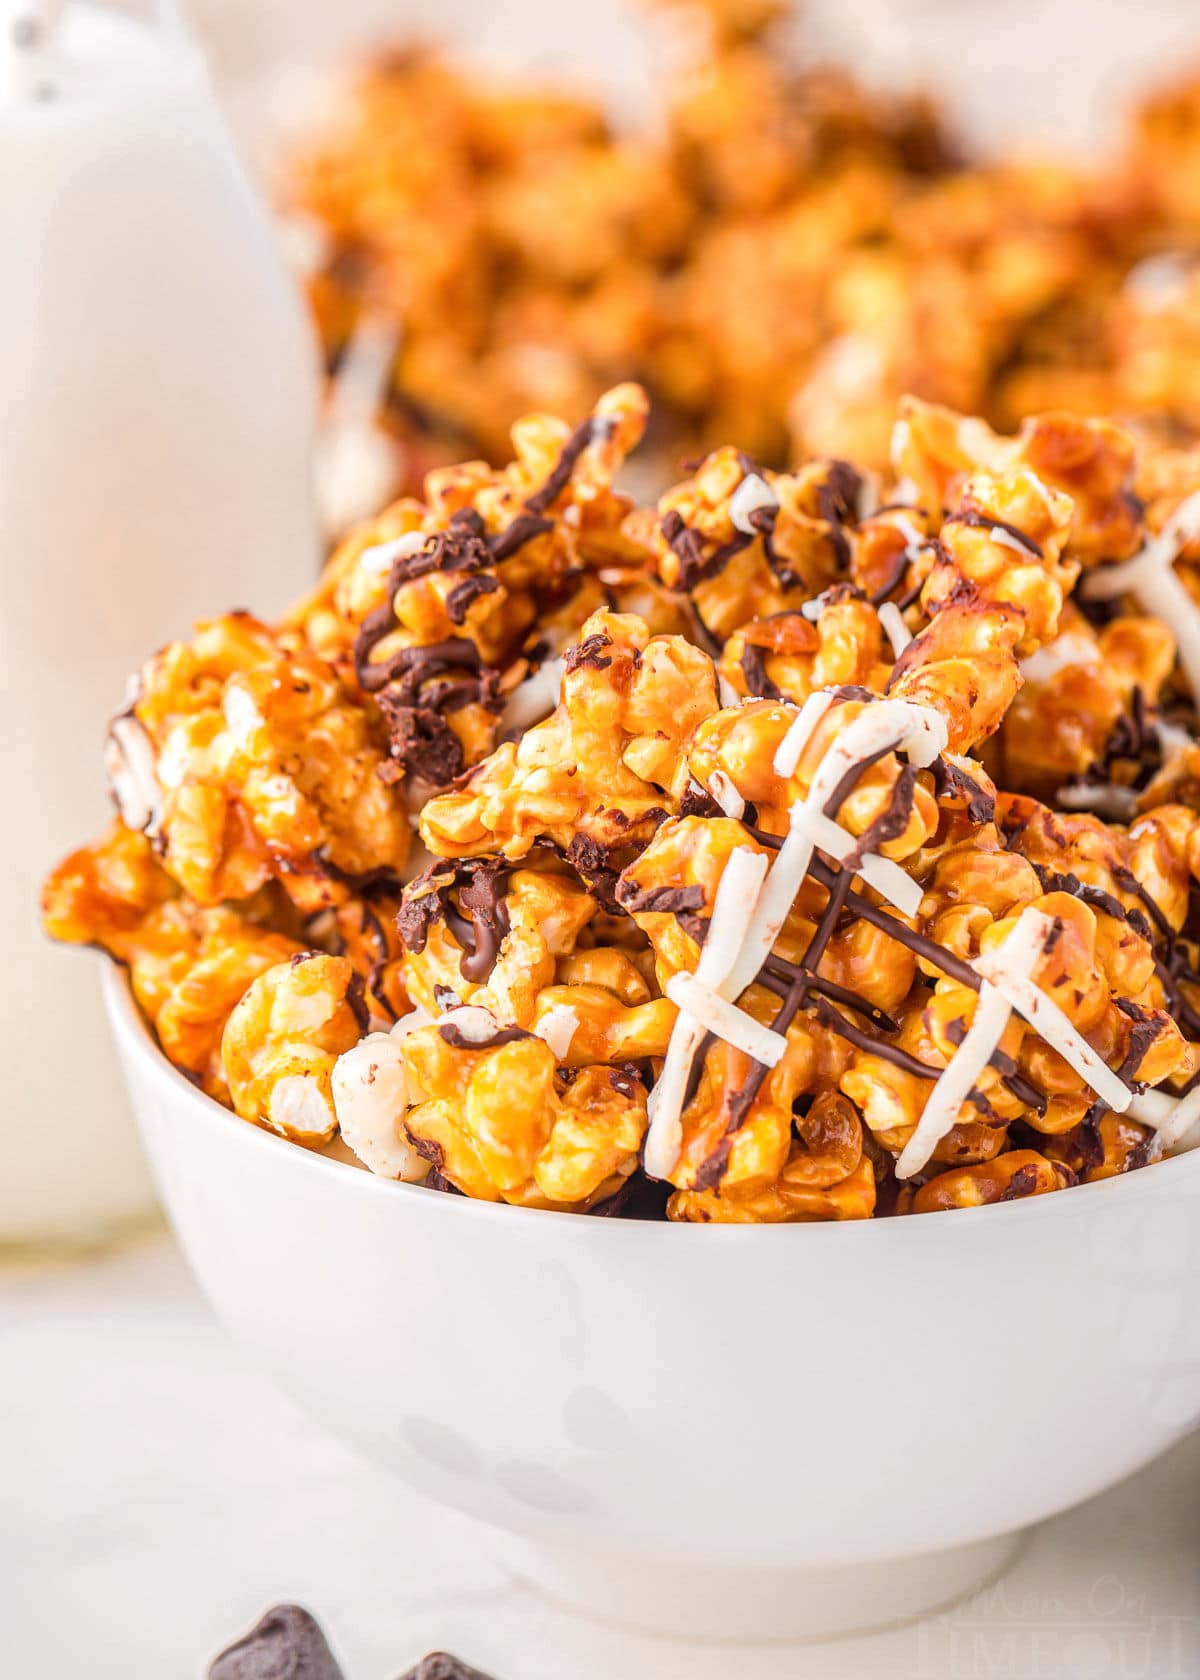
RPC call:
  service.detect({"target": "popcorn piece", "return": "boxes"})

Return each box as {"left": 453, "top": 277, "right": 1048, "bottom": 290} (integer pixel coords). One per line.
{"left": 222, "top": 955, "right": 368, "bottom": 1144}
{"left": 42, "top": 823, "right": 302, "bottom": 1100}
{"left": 420, "top": 610, "right": 719, "bottom": 859}
{"left": 901, "top": 1150, "right": 1071, "bottom": 1214}
{"left": 118, "top": 613, "right": 410, "bottom": 913}
{"left": 399, "top": 1016, "right": 648, "bottom": 1208}
{"left": 331, "top": 1006, "right": 433, "bottom": 1179}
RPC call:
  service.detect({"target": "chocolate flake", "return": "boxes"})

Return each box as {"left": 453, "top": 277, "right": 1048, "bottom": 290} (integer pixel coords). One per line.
{"left": 1001, "top": 1163, "right": 1043, "bottom": 1199}
{"left": 564, "top": 631, "right": 613, "bottom": 673}
{"left": 564, "top": 832, "right": 622, "bottom": 911}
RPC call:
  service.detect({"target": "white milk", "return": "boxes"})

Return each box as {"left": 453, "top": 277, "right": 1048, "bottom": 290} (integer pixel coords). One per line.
{"left": 0, "top": 2, "right": 319, "bottom": 1246}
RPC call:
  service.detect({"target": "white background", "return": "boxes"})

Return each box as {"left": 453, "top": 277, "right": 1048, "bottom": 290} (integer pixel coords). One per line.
{"left": 179, "top": 0, "right": 1200, "bottom": 163}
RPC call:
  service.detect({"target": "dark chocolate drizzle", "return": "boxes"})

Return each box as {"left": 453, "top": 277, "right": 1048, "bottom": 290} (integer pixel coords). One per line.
{"left": 949, "top": 507, "right": 1044, "bottom": 558}
{"left": 524, "top": 414, "right": 609, "bottom": 516}
{"left": 489, "top": 512, "right": 554, "bottom": 561}
{"left": 660, "top": 509, "right": 753, "bottom": 591}
{"left": 1031, "top": 864, "right": 1153, "bottom": 942}
{"left": 932, "top": 757, "right": 996, "bottom": 825}
{"left": 813, "top": 460, "right": 862, "bottom": 575}
{"left": 351, "top": 505, "right": 551, "bottom": 789}
{"left": 395, "top": 858, "right": 511, "bottom": 984}
{"left": 616, "top": 882, "right": 707, "bottom": 917}
{"left": 739, "top": 641, "right": 783, "bottom": 700}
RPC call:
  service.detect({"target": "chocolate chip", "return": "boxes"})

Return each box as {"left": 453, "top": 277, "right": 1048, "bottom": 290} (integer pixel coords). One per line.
{"left": 393, "top": 1656, "right": 499, "bottom": 1680}
{"left": 208, "top": 1605, "right": 344, "bottom": 1680}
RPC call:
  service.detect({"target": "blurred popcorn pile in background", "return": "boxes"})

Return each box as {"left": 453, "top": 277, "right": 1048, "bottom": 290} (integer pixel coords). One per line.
{"left": 177, "top": 0, "right": 1200, "bottom": 529}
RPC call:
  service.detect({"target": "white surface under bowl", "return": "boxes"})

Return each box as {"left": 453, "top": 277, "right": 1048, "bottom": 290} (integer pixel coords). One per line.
{"left": 102, "top": 965, "right": 1200, "bottom": 1641}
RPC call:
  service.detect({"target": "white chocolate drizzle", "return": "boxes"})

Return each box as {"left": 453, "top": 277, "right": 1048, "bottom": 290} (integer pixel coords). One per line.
{"left": 1055, "top": 782, "right": 1139, "bottom": 821}
{"left": 987, "top": 525, "right": 1037, "bottom": 558}
{"left": 645, "top": 695, "right": 947, "bottom": 1178}
{"left": 878, "top": 601, "right": 912, "bottom": 658}
{"left": 644, "top": 846, "right": 769, "bottom": 1180}
{"left": 1081, "top": 488, "right": 1200, "bottom": 699}
{"left": 1127, "top": 1087, "right": 1200, "bottom": 1157}
{"left": 896, "top": 908, "right": 1132, "bottom": 1180}
{"left": 772, "top": 690, "right": 836, "bottom": 778}
{"left": 1019, "top": 631, "right": 1099, "bottom": 685}
{"left": 706, "top": 768, "right": 745, "bottom": 819}
{"left": 665, "top": 973, "right": 787, "bottom": 1067}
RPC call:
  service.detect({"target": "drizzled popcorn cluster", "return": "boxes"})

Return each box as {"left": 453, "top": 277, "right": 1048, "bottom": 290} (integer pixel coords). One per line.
{"left": 288, "top": 0, "right": 1200, "bottom": 503}
{"left": 42, "top": 380, "right": 1200, "bottom": 1221}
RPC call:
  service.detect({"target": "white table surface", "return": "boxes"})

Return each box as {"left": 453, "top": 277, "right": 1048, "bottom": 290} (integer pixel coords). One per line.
{"left": 1, "top": 1230, "right": 1196, "bottom": 1680}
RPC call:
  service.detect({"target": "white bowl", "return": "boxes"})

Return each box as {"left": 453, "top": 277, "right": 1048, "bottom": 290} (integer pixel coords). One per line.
{"left": 103, "top": 967, "right": 1200, "bottom": 1641}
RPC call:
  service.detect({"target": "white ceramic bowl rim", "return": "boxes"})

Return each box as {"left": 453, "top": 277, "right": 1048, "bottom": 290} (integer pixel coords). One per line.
{"left": 104, "top": 962, "right": 1200, "bottom": 1241}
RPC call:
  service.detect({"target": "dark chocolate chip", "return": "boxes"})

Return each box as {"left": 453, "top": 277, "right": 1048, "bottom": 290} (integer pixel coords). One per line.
{"left": 208, "top": 1605, "right": 344, "bottom": 1680}
{"left": 393, "top": 1655, "right": 499, "bottom": 1680}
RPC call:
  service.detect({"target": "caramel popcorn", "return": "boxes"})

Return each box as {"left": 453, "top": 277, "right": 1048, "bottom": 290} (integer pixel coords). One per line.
{"left": 288, "top": 9, "right": 1200, "bottom": 523}
{"left": 222, "top": 954, "right": 368, "bottom": 1143}
{"left": 45, "top": 383, "right": 1200, "bottom": 1224}
{"left": 107, "top": 613, "right": 410, "bottom": 913}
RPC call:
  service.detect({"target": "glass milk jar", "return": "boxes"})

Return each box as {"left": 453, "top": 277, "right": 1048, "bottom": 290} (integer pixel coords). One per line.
{"left": 0, "top": 1, "right": 319, "bottom": 1249}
